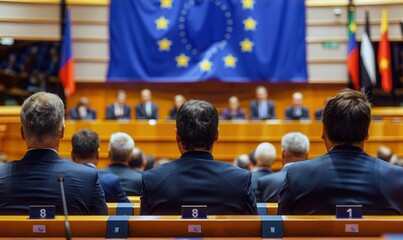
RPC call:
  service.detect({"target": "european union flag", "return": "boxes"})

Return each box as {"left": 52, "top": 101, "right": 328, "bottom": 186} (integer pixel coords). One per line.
{"left": 107, "top": 0, "right": 307, "bottom": 83}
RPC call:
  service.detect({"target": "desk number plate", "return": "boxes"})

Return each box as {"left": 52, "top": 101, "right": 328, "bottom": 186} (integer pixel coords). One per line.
{"left": 336, "top": 205, "right": 362, "bottom": 219}
{"left": 29, "top": 205, "right": 55, "bottom": 219}
{"left": 182, "top": 205, "right": 207, "bottom": 219}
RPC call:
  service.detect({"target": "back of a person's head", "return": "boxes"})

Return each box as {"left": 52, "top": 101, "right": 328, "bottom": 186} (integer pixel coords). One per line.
{"left": 144, "top": 155, "right": 156, "bottom": 171}
{"left": 176, "top": 100, "right": 218, "bottom": 151}
{"left": 377, "top": 145, "right": 393, "bottom": 162}
{"left": 128, "top": 147, "right": 145, "bottom": 169}
{"left": 322, "top": 89, "right": 371, "bottom": 145}
{"left": 255, "top": 142, "right": 276, "bottom": 167}
{"left": 72, "top": 129, "right": 99, "bottom": 159}
{"left": 233, "top": 154, "right": 250, "bottom": 170}
{"left": 109, "top": 132, "right": 135, "bottom": 163}
{"left": 20, "top": 92, "right": 64, "bottom": 146}
{"left": 281, "top": 132, "right": 310, "bottom": 159}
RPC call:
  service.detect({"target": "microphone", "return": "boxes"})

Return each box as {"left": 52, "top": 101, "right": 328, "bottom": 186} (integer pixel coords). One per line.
{"left": 57, "top": 176, "right": 72, "bottom": 240}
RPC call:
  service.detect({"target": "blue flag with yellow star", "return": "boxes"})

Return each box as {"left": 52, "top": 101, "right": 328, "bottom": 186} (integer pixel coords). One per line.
{"left": 107, "top": 0, "right": 307, "bottom": 82}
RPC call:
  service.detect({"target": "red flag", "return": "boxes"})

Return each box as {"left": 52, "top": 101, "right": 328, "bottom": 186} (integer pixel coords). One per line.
{"left": 59, "top": 9, "right": 76, "bottom": 97}
{"left": 378, "top": 8, "right": 392, "bottom": 93}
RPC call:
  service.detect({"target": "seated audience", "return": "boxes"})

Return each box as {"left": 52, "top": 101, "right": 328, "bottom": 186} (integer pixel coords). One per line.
{"left": 251, "top": 142, "right": 275, "bottom": 199}
{"left": 128, "top": 147, "right": 145, "bottom": 172}
{"left": 103, "top": 132, "right": 142, "bottom": 196}
{"left": 141, "top": 100, "right": 257, "bottom": 215}
{"left": 233, "top": 154, "right": 251, "bottom": 171}
{"left": 278, "top": 89, "right": 403, "bottom": 215}
{"left": 377, "top": 145, "right": 394, "bottom": 162}
{"left": 144, "top": 155, "right": 156, "bottom": 171}
{"left": 69, "top": 97, "right": 96, "bottom": 120}
{"left": 71, "top": 129, "right": 129, "bottom": 203}
{"left": 106, "top": 90, "right": 131, "bottom": 120}
{"left": 248, "top": 150, "right": 257, "bottom": 167}
{"left": 221, "top": 96, "right": 246, "bottom": 120}
{"left": 285, "top": 92, "right": 310, "bottom": 120}
{"left": 168, "top": 94, "right": 186, "bottom": 120}
{"left": 249, "top": 85, "right": 276, "bottom": 120}
{"left": 135, "top": 89, "right": 158, "bottom": 120}
{"left": 0, "top": 92, "right": 107, "bottom": 215}
{"left": 258, "top": 132, "right": 309, "bottom": 202}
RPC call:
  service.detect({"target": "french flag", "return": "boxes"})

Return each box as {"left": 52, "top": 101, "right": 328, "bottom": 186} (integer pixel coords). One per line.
{"left": 59, "top": 9, "right": 76, "bottom": 97}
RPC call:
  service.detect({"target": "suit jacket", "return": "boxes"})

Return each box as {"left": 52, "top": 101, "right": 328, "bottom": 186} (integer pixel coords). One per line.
{"left": 135, "top": 102, "right": 158, "bottom": 120}
{"left": 106, "top": 104, "right": 131, "bottom": 120}
{"left": 249, "top": 100, "right": 276, "bottom": 120}
{"left": 278, "top": 145, "right": 403, "bottom": 215}
{"left": 83, "top": 164, "right": 129, "bottom": 203}
{"left": 220, "top": 108, "right": 246, "bottom": 120}
{"left": 103, "top": 163, "right": 142, "bottom": 196}
{"left": 251, "top": 168, "right": 272, "bottom": 200}
{"left": 257, "top": 169, "right": 287, "bottom": 202}
{"left": 284, "top": 106, "right": 310, "bottom": 120}
{"left": 69, "top": 108, "right": 97, "bottom": 120}
{"left": 0, "top": 149, "right": 108, "bottom": 215}
{"left": 141, "top": 151, "right": 257, "bottom": 215}
{"left": 314, "top": 108, "right": 323, "bottom": 121}
{"left": 168, "top": 107, "right": 178, "bottom": 120}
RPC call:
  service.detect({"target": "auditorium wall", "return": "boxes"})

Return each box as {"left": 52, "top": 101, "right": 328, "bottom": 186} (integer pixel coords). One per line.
{"left": 0, "top": 0, "right": 403, "bottom": 118}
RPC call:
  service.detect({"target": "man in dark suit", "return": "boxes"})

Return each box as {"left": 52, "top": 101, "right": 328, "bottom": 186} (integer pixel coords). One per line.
{"left": 69, "top": 97, "right": 97, "bottom": 120}
{"left": 141, "top": 100, "right": 257, "bottom": 215}
{"left": 106, "top": 90, "right": 131, "bottom": 120}
{"left": 0, "top": 92, "right": 107, "bottom": 215}
{"left": 221, "top": 96, "right": 246, "bottom": 120}
{"left": 284, "top": 92, "right": 310, "bottom": 120}
{"left": 168, "top": 94, "right": 186, "bottom": 120}
{"left": 103, "top": 132, "right": 142, "bottom": 196}
{"left": 250, "top": 142, "right": 275, "bottom": 199}
{"left": 249, "top": 85, "right": 276, "bottom": 120}
{"left": 278, "top": 89, "right": 403, "bottom": 215}
{"left": 135, "top": 89, "right": 158, "bottom": 120}
{"left": 257, "top": 132, "right": 309, "bottom": 202}
{"left": 71, "top": 129, "right": 129, "bottom": 203}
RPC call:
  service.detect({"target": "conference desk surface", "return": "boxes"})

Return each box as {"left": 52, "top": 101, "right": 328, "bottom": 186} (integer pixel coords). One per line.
{"left": 2, "top": 120, "right": 403, "bottom": 170}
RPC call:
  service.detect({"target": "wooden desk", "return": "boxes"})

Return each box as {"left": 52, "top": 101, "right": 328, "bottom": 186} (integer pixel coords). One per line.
{"left": 1, "top": 120, "right": 403, "bottom": 170}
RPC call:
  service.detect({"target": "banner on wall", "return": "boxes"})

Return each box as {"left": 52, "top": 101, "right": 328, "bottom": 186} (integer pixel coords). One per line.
{"left": 107, "top": 0, "right": 307, "bottom": 83}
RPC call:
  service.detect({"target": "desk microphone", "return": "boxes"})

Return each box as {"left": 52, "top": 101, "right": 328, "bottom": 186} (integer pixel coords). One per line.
{"left": 57, "top": 176, "right": 72, "bottom": 240}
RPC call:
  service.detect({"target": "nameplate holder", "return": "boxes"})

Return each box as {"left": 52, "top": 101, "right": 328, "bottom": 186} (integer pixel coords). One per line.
{"left": 116, "top": 202, "right": 134, "bottom": 215}
{"left": 336, "top": 205, "right": 363, "bottom": 219}
{"left": 181, "top": 205, "right": 207, "bottom": 219}
{"left": 257, "top": 202, "right": 267, "bottom": 215}
{"left": 261, "top": 215, "right": 283, "bottom": 238}
{"left": 29, "top": 205, "right": 55, "bottom": 219}
{"left": 106, "top": 216, "right": 129, "bottom": 239}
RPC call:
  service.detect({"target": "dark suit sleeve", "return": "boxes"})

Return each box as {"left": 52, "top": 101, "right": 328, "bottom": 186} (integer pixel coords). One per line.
{"left": 106, "top": 106, "right": 114, "bottom": 120}
{"left": 135, "top": 105, "right": 145, "bottom": 119}
{"left": 112, "top": 178, "right": 130, "bottom": 203}
{"left": 249, "top": 102, "right": 258, "bottom": 119}
{"left": 90, "top": 174, "right": 108, "bottom": 215}
{"left": 269, "top": 102, "right": 276, "bottom": 119}
{"left": 284, "top": 107, "right": 292, "bottom": 120}
{"left": 153, "top": 104, "right": 158, "bottom": 120}
{"left": 139, "top": 175, "right": 149, "bottom": 215}
{"left": 302, "top": 107, "right": 310, "bottom": 119}
{"left": 69, "top": 109, "right": 78, "bottom": 120}
{"left": 244, "top": 172, "right": 258, "bottom": 214}
{"left": 277, "top": 171, "right": 292, "bottom": 215}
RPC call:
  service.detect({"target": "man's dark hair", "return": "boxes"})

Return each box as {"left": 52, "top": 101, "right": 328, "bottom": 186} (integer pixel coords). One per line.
{"left": 128, "top": 147, "right": 144, "bottom": 169}
{"left": 176, "top": 100, "right": 218, "bottom": 151}
{"left": 322, "top": 89, "right": 371, "bottom": 145}
{"left": 72, "top": 129, "right": 99, "bottom": 159}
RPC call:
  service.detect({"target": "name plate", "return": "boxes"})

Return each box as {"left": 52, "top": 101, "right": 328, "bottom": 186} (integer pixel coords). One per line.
{"left": 336, "top": 205, "right": 362, "bottom": 219}
{"left": 29, "top": 205, "right": 55, "bottom": 219}
{"left": 182, "top": 205, "right": 207, "bottom": 219}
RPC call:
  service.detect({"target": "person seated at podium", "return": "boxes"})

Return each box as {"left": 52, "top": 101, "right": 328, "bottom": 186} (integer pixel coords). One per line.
{"left": 141, "top": 100, "right": 257, "bottom": 215}
{"left": 0, "top": 92, "right": 107, "bottom": 215}
{"left": 249, "top": 85, "right": 276, "bottom": 120}
{"left": 278, "top": 89, "right": 403, "bottom": 215}
{"left": 258, "top": 132, "right": 309, "bottom": 202}
{"left": 106, "top": 90, "right": 131, "bottom": 120}
{"left": 284, "top": 92, "right": 310, "bottom": 120}
{"left": 69, "top": 97, "right": 96, "bottom": 120}
{"left": 221, "top": 96, "right": 246, "bottom": 120}
{"left": 71, "top": 129, "right": 129, "bottom": 203}
{"left": 168, "top": 94, "right": 186, "bottom": 120}
{"left": 135, "top": 89, "right": 158, "bottom": 120}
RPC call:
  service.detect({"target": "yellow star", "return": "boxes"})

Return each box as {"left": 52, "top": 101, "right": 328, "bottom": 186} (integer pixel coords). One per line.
{"left": 223, "top": 55, "right": 237, "bottom": 68}
{"left": 240, "top": 39, "right": 254, "bottom": 52}
{"left": 242, "top": 0, "right": 254, "bottom": 9}
{"left": 379, "top": 58, "right": 389, "bottom": 70}
{"left": 157, "top": 38, "right": 171, "bottom": 51}
{"left": 176, "top": 54, "right": 189, "bottom": 67}
{"left": 243, "top": 17, "right": 257, "bottom": 31}
{"left": 200, "top": 60, "right": 212, "bottom": 72}
{"left": 349, "top": 22, "right": 357, "bottom": 33}
{"left": 160, "top": 0, "right": 173, "bottom": 8}
{"left": 155, "top": 16, "right": 169, "bottom": 30}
